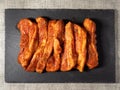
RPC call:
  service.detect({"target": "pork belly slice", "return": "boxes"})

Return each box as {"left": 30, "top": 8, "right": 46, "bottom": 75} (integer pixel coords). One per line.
{"left": 61, "top": 22, "right": 77, "bottom": 71}
{"left": 26, "top": 17, "right": 48, "bottom": 72}
{"left": 46, "top": 38, "right": 62, "bottom": 72}
{"left": 17, "top": 19, "right": 38, "bottom": 69}
{"left": 46, "top": 20, "right": 64, "bottom": 72}
{"left": 36, "top": 20, "right": 56, "bottom": 73}
{"left": 83, "top": 18, "right": 98, "bottom": 69}
{"left": 74, "top": 24, "right": 87, "bottom": 72}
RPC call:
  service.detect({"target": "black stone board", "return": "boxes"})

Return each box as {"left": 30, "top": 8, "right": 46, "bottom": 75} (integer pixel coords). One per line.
{"left": 5, "top": 9, "right": 115, "bottom": 83}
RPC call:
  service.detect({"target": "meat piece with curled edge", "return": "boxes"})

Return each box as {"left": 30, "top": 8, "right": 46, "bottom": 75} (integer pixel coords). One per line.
{"left": 83, "top": 18, "right": 98, "bottom": 69}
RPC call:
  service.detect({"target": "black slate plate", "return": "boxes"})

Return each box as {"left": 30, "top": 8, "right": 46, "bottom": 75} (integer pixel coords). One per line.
{"left": 5, "top": 9, "right": 115, "bottom": 83}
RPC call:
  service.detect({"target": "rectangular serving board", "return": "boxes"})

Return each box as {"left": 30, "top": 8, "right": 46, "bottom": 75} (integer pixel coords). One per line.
{"left": 5, "top": 9, "right": 115, "bottom": 83}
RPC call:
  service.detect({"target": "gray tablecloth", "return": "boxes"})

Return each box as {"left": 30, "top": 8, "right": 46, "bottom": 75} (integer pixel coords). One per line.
{"left": 0, "top": 0, "right": 120, "bottom": 90}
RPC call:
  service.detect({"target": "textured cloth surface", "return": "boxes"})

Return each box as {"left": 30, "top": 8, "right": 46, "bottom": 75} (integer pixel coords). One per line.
{"left": 0, "top": 0, "right": 120, "bottom": 90}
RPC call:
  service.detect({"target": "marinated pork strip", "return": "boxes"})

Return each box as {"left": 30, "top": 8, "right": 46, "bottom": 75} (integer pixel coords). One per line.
{"left": 61, "top": 22, "right": 77, "bottom": 71}
{"left": 36, "top": 20, "right": 56, "bottom": 73}
{"left": 83, "top": 18, "right": 98, "bottom": 69}
{"left": 26, "top": 17, "right": 48, "bottom": 72}
{"left": 74, "top": 24, "right": 87, "bottom": 72}
{"left": 46, "top": 20, "right": 64, "bottom": 72}
{"left": 46, "top": 38, "right": 62, "bottom": 72}
{"left": 17, "top": 19, "right": 38, "bottom": 69}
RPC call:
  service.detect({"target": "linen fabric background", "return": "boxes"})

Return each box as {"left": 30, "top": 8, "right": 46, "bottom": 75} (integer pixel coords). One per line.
{"left": 0, "top": 0, "right": 120, "bottom": 90}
